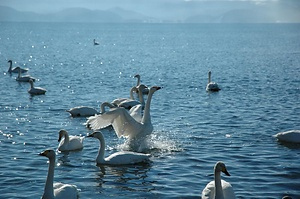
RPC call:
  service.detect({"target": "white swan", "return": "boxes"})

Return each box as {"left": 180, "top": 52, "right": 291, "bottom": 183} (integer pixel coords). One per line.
{"left": 112, "top": 85, "right": 146, "bottom": 109}
{"left": 66, "top": 106, "right": 99, "bottom": 117}
{"left": 134, "top": 74, "right": 149, "bottom": 95}
{"left": 39, "top": 149, "right": 79, "bottom": 199}
{"left": 87, "top": 131, "right": 151, "bottom": 165}
{"left": 202, "top": 161, "right": 235, "bottom": 199}
{"left": 57, "top": 130, "right": 84, "bottom": 152}
{"left": 86, "top": 86, "right": 161, "bottom": 141}
{"left": 67, "top": 102, "right": 116, "bottom": 117}
{"left": 206, "top": 71, "right": 220, "bottom": 92}
{"left": 28, "top": 79, "right": 46, "bottom": 95}
{"left": 7, "top": 60, "right": 28, "bottom": 73}
{"left": 273, "top": 130, "right": 300, "bottom": 143}
{"left": 93, "top": 39, "right": 99, "bottom": 45}
{"left": 16, "top": 67, "right": 35, "bottom": 82}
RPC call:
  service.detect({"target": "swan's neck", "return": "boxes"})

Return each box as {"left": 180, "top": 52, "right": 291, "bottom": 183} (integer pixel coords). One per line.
{"left": 63, "top": 132, "right": 70, "bottom": 144}
{"left": 141, "top": 90, "right": 154, "bottom": 124}
{"left": 136, "top": 76, "right": 141, "bottom": 86}
{"left": 30, "top": 81, "right": 34, "bottom": 89}
{"left": 129, "top": 87, "right": 137, "bottom": 100}
{"left": 208, "top": 72, "right": 212, "bottom": 83}
{"left": 96, "top": 134, "right": 106, "bottom": 164}
{"left": 214, "top": 171, "right": 224, "bottom": 199}
{"left": 43, "top": 157, "right": 55, "bottom": 198}
{"left": 8, "top": 62, "right": 12, "bottom": 72}
{"left": 137, "top": 87, "right": 145, "bottom": 106}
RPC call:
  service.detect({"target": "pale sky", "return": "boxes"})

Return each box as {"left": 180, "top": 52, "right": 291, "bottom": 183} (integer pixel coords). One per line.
{"left": 0, "top": 0, "right": 299, "bottom": 22}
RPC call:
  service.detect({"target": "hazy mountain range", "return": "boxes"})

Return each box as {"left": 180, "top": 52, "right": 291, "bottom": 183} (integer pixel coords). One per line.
{"left": 0, "top": 6, "right": 298, "bottom": 23}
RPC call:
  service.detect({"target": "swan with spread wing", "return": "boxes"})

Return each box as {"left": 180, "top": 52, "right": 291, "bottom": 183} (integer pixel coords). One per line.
{"left": 86, "top": 86, "right": 161, "bottom": 141}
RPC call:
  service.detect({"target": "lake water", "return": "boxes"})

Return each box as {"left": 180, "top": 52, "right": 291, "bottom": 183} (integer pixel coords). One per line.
{"left": 0, "top": 22, "right": 300, "bottom": 198}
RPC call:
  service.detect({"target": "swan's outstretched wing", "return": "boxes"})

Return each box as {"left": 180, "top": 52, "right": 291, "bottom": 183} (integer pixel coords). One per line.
{"left": 87, "top": 107, "right": 143, "bottom": 138}
{"left": 129, "top": 104, "right": 143, "bottom": 122}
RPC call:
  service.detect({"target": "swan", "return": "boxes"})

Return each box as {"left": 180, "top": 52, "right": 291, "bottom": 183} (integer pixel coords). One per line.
{"left": 39, "top": 149, "right": 79, "bottom": 199}
{"left": 112, "top": 85, "right": 146, "bottom": 109}
{"left": 273, "top": 130, "right": 300, "bottom": 143}
{"left": 57, "top": 130, "right": 84, "bottom": 152}
{"left": 206, "top": 71, "right": 220, "bottom": 92}
{"left": 134, "top": 74, "right": 149, "bottom": 95}
{"left": 67, "top": 102, "right": 116, "bottom": 117}
{"left": 15, "top": 67, "right": 35, "bottom": 82}
{"left": 28, "top": 79, "right": 46, "bottom": 95}
{"left": 7, "top": 60, "right": 28, "bottom": 73}
{"left": 202, "top": 161, "right": 235, "bottom": 199}
{"left": 87, "top": 131, "right": 151, "bottom": 165}
{"left": 86, "top": 86, "right": 161, "bottom": 141}
{"left": 66, "top": 106, "right": 99, "bottom": 117}
{"left": 93, "top": 39, "right": 99, "bottom": 45}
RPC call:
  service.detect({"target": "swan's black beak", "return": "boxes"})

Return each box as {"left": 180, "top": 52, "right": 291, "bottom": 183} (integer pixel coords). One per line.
{"left": 87, "top": 133, "right": 94, "bottom": 137}
{"left": 39, "top": 151, "right": 47, "bottom": 156}
{"left": 222, "top": 168, "right": 231, "bottom": 176}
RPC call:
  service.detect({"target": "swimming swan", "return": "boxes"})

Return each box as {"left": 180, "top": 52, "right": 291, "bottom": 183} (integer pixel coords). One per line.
{"left": 87, "top": 131, "right": 151, "bottom": 165}
{"left": 93, "top": 39, "right": 99, "bottom": 45}
{"left": 66, "top": 106, "right": 99, "bottom": 117}
{"left": 39, "top": 149, "right": 79, "bottom": 199}
{"left": 7, "top": 60, "right": 28, "bottom": 73}
{"left": 16, "top": 67, "right": 35, "bottom": 82}
{"left": 67, "top": 102, "right": 116, "bottom": 117}
{"left": 112, "top": 85, "right": 146, "bottom": 109}
{"left": 273, "top": 130, "right": 300, "bottom": 143}
{"left": 28, "top": 79, "right": 46, "bottom": 95}
{"left": 206, "top": 71, "right": 220, "bottom": 92}
{"left": 134, "top": 74, "right": 149, "bottom": 95}
{"left": 58, "top": 130, "right": 84, "bottom": 152}
{"left": 202, "top": 161, "right": 235, "bottom": 199}
{"left": 86, "top": 86, "right": 161, "bottom": 141}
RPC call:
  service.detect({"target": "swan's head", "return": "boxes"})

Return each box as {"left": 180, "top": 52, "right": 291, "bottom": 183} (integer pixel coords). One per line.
{"left": 8, "top": 60, "right": 12, "bottom": 63}
{"left": 58, "top": 129, "right": 67, "bottom": 142}
{"left": 137, "top": 84, "right": 147, "bottom": 92}
{"left": 134, "top": 74, "right": 140, "bottom": 79}
{"left": 208, "top": 71, "right": 212, "bottom": 75}
{"left": 87, "top": 131, "right": 104, "bottom": 140}
{"left": 215, "top": 161, "right": 230, "bottom": 176}
{"left": 149, "top": 86, "right": 162, "bottom": 93}
{"left": 29, "top": 79, "right": 34, "bottom": 85}
{"left": 39, "top": 149, "right": 56, "bottom": 159}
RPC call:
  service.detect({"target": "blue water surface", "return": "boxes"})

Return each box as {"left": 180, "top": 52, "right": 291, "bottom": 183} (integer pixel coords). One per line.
{"left": 0, "top": 22, "right": 300, "bottom": 198}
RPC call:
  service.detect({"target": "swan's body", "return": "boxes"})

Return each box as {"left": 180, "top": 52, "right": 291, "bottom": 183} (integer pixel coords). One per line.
{"left": 39, "top": 150, "right": 79, "bottom": 199}
{"left": 274, "top": 130, "right": 300, "bottom": 143}
{"left": 88, "top": 131, "right": 150, "bottom": 165}
{"left": 16, "top": 67, "right": 35, "bottom": 82}
{"left": 7, "top": 60, "right": 28, "bottom": 73}
{"left": 202, "top": 162, "right": 235, "bottom": 199}
{"left": 67, "top": 101, "right": 117, "bottom": 117}
{"left": 134, "top": 74, "right": 149, "bottom": 95}
{"left": 112, "top": 85, "right": 146, "bottom": 109}
{"left": 206, "top": 71, "right": 220, "bottom": 92}
{"left": 28, "top": 79, "right": 46, "bottom": 95}
{"left": 57, "top": 130, "right": 84, "bottom": 152}
{"left": 86, "top": 86, "right": 161, "bottom": 141}
{"left": 93, "top": 39, "right": 99, "bottom": 45}
{"left": 66, "top": 106, "right": 99, "bottom": 117}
